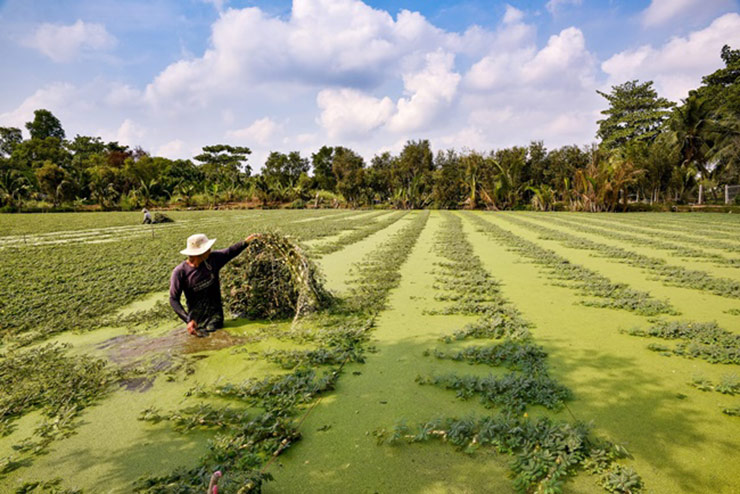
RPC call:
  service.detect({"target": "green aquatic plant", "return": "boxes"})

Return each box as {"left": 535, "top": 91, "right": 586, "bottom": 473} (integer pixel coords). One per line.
{"left": 627, "top": 320, "right": 740, "bottom": 364}
{"left": 375, "top": 413, "right": 640, "bottom": 494}
{"left": 468, "top": 213, "right": 675, "bottom": 316}
{"left": 134, "top": 212, "right": 431, "bottom": 492}
{"left": 0, "top": 344, "right": 121, "bottom": 474}
{"left": 221, "top": 232, "right": 333, "bottom": 321}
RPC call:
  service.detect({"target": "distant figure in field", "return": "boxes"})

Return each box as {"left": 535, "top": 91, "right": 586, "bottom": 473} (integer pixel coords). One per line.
{"left": 170, "top": 233, "right": 260, "bottom": 337}
{"left": 142, "top": 208, "right": 152, "bottom": 224}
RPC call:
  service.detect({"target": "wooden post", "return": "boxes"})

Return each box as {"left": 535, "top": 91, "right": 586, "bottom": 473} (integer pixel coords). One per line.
{"left": 698, "top": 184, "right": 703, "bottom": 205}
{"left": 726, "top": 184, "right": 730, "bottom": 205}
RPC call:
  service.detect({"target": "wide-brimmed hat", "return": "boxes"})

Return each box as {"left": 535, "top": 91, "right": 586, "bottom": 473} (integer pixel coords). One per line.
{"left": 180, "top": 233, "right": 216, "bottom": 256}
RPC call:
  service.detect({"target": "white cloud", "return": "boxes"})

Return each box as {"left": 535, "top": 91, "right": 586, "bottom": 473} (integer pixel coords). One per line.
{"left": 388, "top": 50, "right": 461, "bottom": 133}
{"left": 24, "top": 20, "right": 115, "bottom": 62}
{"left": 503, "top": 5, "right": 525, "bottom": 24}
{"left": 0, "top": 83, "right": 77, "bottom": 130}
{"left": 545, "top": 0, "right": 582, "bottom": 15}
{"left": 113, "top": 119, "right": 145, "bottom": 147}
{"left": 227, "top": 117, "right": 281, "bottom": 145}
{"left": 157, "top": 139, "right": 186, "bottom": 159}
{"left": 641, "top": 0, "right": 734, "bottom": 27}
{"left": 602, "top": 13, "right": 740, "bottom": 100}
{"left": 106, "top": 83, "right": 142, "bottom": 107}
{"left": 144, "top": 0, "right": 455, "bottom": 109}
{"left": 317, "top": 88, "right": 394, "bottom": 139}
{"left": 522, "top": 27, "right": 594, "bottom": 86}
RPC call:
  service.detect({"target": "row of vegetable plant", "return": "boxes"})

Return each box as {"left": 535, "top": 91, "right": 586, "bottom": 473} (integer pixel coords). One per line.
{"left": 133, "top": 212, "right": 430, "bottom": 492}
{"left": 376, "top": 212, "right": 643, "bottom": 494}
{"left": 467, "top": 214, "right": 675, "bottom": 316}
{"left": 499, "top": 214, "right": 740, "bottom": 299}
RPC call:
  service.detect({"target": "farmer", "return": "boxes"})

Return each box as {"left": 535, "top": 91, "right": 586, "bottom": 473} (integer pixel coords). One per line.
{"left": 170, "top": 233, "right": 260, "bottom": 336}
{"left": 142, "top": 208, "right": 152, "bottom": 224}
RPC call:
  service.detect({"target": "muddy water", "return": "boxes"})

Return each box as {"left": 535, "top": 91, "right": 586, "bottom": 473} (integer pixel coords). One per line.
{"left": 99, "top": 328, "right": 248, "bottom": 391}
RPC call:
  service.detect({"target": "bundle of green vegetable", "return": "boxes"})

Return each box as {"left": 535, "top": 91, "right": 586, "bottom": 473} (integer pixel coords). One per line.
{"left": 221, "top": 233, "right": 332, "bottom": 321}
{"left": 152, "top": 212, "right": 173, "bottom": 223}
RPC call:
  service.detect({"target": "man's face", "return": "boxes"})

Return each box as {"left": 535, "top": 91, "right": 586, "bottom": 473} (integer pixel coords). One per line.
{"left": 202, "top": 249, "right": 211, "bottom": 260}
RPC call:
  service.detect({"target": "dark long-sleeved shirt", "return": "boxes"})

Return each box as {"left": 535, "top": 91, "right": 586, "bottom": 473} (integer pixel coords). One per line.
{"left": 169, "top": 241, "right": 247, "bottom": 324}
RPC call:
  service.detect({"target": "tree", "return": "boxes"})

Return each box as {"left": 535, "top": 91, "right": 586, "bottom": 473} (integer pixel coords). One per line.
{"left": 262, "top": 151, "right": 309, "bottom": 188}
{"left": 332, "top": 147, "right": 365, "bottom": 206}
{"left": 35, "top": 161, "right": 68, "bottom": 206}
{"left": 392, "top": 140, "right": 435, "bottom": 208}
{"left": 25, "top": 109, "right": 65, "bottom": 140}
{"left": 194, "top": 144, "right": 251, "bottom": 184}
{"left": 667, "top": 94, "right": 715, "bottom": 179}
{"left": 0, "top": 127, "right": 23, "bottom": 158}
{"left": 366, "top": 152, "right": 395, "bottom": 204}
{"left": 432, "top": 149, "right": 464, "bottom": 208}
{"left": 596, "top": 80, "right": 675, "bottom": 149}
{"left": 311, "top": 146, "right": 336, "bottom": 191}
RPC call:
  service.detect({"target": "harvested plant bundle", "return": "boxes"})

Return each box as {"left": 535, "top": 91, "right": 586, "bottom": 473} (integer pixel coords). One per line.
{"left": 152, "top": 212, "right": 174, "bottom": 223}
{"left": 221, "top": 233, "right": 332, "bottom": 320}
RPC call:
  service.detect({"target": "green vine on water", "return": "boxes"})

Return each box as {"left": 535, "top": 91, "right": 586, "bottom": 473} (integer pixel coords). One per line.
{"left": 134, "top": 212, "right": 430, "bottom": 493}
{"left": 625, "top": 320, "right": 740, "bottom": 365}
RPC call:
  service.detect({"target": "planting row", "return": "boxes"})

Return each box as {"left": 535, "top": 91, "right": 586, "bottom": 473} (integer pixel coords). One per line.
{"left": 375, "top": 212, "right": 643, "bottom": 494}
{"left": 467, "top": 214, "right": 675, "bottom": 316}
{"left": 500, "top": 214, "right": 740, "bottom": 299}
{"left": 134, "top": 212, "right": 430, "bottom": 492}
{"left": 552, "top": 214, "right": 740, "bottom": 256}
{"left": 541, "top": 215, "right": 739, "bottom": 268}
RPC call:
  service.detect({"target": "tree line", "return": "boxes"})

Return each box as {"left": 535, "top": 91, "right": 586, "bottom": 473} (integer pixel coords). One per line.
{"left": 1, "top": 45, "right": 738, "bottom": 212}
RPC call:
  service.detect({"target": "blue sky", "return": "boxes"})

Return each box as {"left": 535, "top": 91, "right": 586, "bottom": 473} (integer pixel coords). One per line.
{"left": 1, "top": 0, "right": 739, "bottom": 168}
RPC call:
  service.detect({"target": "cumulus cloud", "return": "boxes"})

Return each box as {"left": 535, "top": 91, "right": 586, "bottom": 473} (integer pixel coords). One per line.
{"left": 157, "top": 139, "right": 186, "bottom": 159}
{"left": 227, "top": 117, "right": 282, "bottom": 145}
{"left": 113, "top": 119, "right": 146, "bottom": 147}
{"left": 388, "top": 50, "right": 461, "bottom": 133}
{"left": 502, "top": 4, "right": 524, "bottom": 24}
{"left": 317, "top": 88, "right": 394, "bottom": 139}
{"left": 144, "top": 0, "right": 455, "bottom": 109}
{"left": 24, "top": 20, "right": 115, "bottom": 62}
{"left": 641, "top": 0, "right": 734, "bottom": 27}
{"left": 0, "top": 83, "right": 77, "bottom": 129}
{"left": 602, "top": 13, "right": 740, "bottom": 101}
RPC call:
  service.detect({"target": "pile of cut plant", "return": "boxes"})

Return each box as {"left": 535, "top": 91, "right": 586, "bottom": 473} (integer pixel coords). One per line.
{"left": 221, "top": 233, "right": 333, "bottom": 321}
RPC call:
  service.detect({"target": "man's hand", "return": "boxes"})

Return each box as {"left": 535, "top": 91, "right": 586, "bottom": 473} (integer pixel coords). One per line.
{"left": 187, "top": 320, "right": 199, "bottom": 336}
{"left": 245, "top": 233, "right": 261, "bottom": 243}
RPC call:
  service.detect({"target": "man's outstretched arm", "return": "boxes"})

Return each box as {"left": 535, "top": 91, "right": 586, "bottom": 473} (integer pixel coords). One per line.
{"left": 211, "top": 234, "right": 260, "bottom": 268}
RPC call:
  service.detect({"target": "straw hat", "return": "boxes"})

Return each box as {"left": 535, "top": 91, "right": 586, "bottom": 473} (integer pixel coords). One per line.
{"left": 180, "top": 233, "right": 216, "bottom": 256}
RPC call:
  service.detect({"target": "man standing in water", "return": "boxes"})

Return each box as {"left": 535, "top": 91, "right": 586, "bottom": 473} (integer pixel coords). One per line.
{"left": 170, "top": 233, "right": 259, "bottom": 336}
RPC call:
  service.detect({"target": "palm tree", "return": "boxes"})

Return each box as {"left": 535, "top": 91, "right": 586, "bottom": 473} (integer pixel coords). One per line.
{"left": 668, "top": 95, "right": 714, "bottom": 179}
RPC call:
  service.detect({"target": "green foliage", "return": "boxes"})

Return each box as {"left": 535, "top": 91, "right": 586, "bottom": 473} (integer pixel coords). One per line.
{"left": 416, "top": 372, "right": 571, "bottom": 412}
{"left": 0, "top": 344, "right": 120, "bottom": 472}
{"left": 195, "top": 144, "right": 252, "bottom": 184}
{"left": 14, "top": 478, "right": 81, "bottom": 494}
{"left": 311, "top": 211, "right": 406, "bottom": 257}
{"left": 627, "top": 320, "right": 740, "bottom": 364}
{"left": 332, "top": 147, "right": 365, "bottom": 207}
{"left": 136, "top": 212, "right": 430, "bottom": 491}
{"left": 221, "top": 233, "right": 333, "bottom": 320}
{"left": 376, "top": 414, "right": 639, "bottom": 494}
{"left": 689, "top": 374, "right": 739, "bottom": 395}
{"left": 25, "top": 109, "right": 65, "bottom": 141}
{"left": 505, "top": 214, "right": 740, "bottom": 299}
{"left": 596, "top": 80, "right": 675, "bottom": 149}
{"left": 262, "top": 151, "right": 309, "bottom": 189}
{"left": 470, "top": 214, "right": 675, "bottom": 315}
